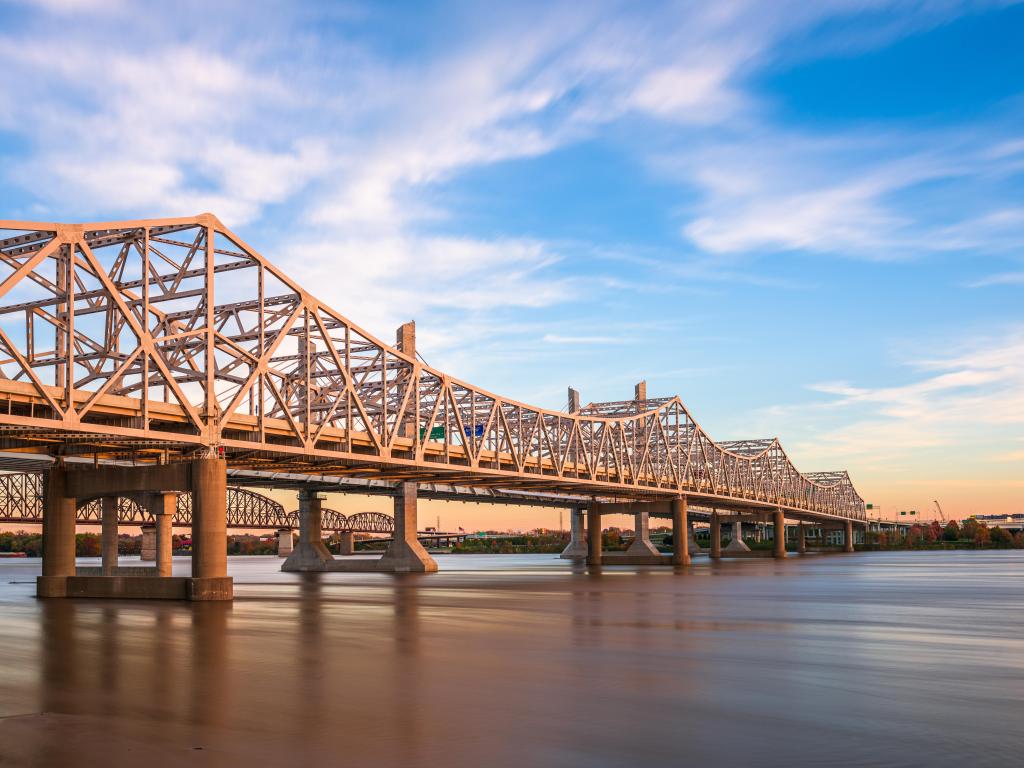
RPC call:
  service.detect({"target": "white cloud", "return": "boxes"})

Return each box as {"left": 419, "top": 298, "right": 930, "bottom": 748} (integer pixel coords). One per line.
{"left": 789, "top": 328, "right": 1024, "bottom": 463}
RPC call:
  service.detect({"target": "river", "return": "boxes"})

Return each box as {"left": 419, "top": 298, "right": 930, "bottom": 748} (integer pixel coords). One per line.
{"left": 0, "top": 551, "right": 1021, "bottom": 767}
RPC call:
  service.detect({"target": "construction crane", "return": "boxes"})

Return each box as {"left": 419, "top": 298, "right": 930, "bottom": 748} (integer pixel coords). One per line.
{"left": 933, "top": 500, "right": 946, "bottom": 523}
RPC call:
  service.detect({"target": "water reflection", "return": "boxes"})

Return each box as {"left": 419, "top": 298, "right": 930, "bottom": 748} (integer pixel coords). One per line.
{"left": 3, "top": 552, "right": 1022, "bottom": 767}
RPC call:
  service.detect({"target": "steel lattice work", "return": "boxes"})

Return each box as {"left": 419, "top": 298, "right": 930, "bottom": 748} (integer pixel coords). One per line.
{"left": 0, "top": 472, "right": 393, "bottom": 532}
{"left": 0, "top": 215, "right": 865, "bottom": 521}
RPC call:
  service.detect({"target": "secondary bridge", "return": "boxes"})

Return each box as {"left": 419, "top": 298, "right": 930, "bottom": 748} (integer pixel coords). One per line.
{"left": 0, "top": 214, "right": 868, "bottom": 600}
{"left": 0, "top": 471, "right": 393, "bottom": 533}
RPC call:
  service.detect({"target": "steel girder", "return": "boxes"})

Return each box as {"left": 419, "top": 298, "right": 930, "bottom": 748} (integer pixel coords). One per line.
{"left": 0, "top": 215, "right": 866, "bottom": 521}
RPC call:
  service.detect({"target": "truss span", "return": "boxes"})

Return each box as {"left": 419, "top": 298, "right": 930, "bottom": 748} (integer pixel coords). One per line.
{"left": 0, "top": 472, "right": 392, "bottom": 532}
{"left": 0, "top": 215, "right": 865, "bottom": 521}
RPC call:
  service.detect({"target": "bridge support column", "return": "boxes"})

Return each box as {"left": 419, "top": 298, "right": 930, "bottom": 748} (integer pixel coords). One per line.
{"left": 101, "top": 496, "right": 118, "bottom": 576}
{"left": 710, "top": 513, "right": 721, "bottom": 559}
{"left": 844, "top": 520, "right": 854, "bottom": 553}
{"left": 140, "top": 525, "right": 156, "bottom": 562}
{"left": 282, "top": 489, "right": 334, "bottom": 571}
{"left": 377, "top": 482, "right": 437, "bottom": 572}
{"left": 190, "top": 458, "right": 232, "bottom": 599}
{"left": 797, "top": 523, "right": 806, "bottom": 554}
{"left": 276, "top": 528, "right": 293, "bottom": 557}
{"left": 724, "top": 520, "right": 750, "bottom": 553}
{"left": 560, "top": 506, "right": 587, "bottom": 559}
{"left": 626, "top": 506, "right": 661, "bottom": 557}
{"left": 37, "top": 465, "right": 76, "bottom": 598}
{"left": 672, "top": 497, "right": 690, "bottom": 566}
{"left": 150, "top": 493, "right": 176, "bottom": 577}
{"left": 586, "top": 506, "right": 602, "bottom": 567}
{"left": 339, "top": 529, "right": 355, "bottom": 556}
{"left": 773, "top": 508, "right": 786, "bottom": 559}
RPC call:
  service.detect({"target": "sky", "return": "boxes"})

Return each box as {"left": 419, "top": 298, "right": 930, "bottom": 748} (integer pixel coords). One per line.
{"left": 0, "top": 0, "right": 1021, "bottom": 528}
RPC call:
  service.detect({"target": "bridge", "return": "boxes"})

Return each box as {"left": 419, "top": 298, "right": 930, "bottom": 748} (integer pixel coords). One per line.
{"left": 0, "top": 214, "right": 867, "bottom": 600}
{"left": 0, "top": 471, "right": 394, "bottom": 532}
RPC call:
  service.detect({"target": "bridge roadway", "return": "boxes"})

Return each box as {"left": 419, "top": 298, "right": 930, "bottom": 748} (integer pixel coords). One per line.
{"left": 0, "top": 215, "right": 869, "bottom": 601}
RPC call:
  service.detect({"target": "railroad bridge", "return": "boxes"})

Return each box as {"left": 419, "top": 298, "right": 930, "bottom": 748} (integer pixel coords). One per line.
{"left": 0, "top": 214, "right": 867, "bottom": 600}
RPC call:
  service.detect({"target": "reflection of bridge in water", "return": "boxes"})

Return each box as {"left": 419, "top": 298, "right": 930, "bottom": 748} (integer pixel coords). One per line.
{"left": 0, "top": 214, "right": 868, "bottom": 601}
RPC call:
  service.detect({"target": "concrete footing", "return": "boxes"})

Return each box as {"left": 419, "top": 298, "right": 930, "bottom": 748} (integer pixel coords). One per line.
{"left": 37, "top": 575, "right": 232, "bottom": 601}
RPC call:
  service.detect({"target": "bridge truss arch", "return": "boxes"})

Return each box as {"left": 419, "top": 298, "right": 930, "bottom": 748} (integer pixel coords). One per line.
{"left": 0, "top": 216, "right": 866, "bottom": 522}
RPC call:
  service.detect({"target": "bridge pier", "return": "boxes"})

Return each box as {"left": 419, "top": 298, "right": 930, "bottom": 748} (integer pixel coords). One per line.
{"left": 37, "top": 466, "right": 76, "bottom": 597}
{"left": 277, "top": 528, "right": 294, "bottom": 557}
{"left": 687, "top": 519, "right": 703, "bottom": 556}
{"left": 773, "top": 508, "right": 786, "bottom": 559}
{"left": 101, "top": 497, "right": 118, "bottom": 575}
{"left": 724, "top": 520, "right": 751, "bottom": 553}
{"left": 281, "top": 490, "right": 334, "bottom": 571}
{"left": 626, "top": 506, "right": 661, "bottom": 558}
{"left": 710, "top": 512, "right": 722, "bottom": 559}
{"left": 672, "top": 497, "right": 690, "bottom": 566}
{"left": 37, "top": 458, "right": 231, "bottom": 600}
{"left": 150, "top": 493, "right": 176, "bottom": 577}
{"left": 844, "top": 520, "right": 855, "bottom": 553}
{"left": 559, "top": 506, "right": 588, "bottom": 559}
{"left": 338, "top": 529, "right": 355, "bottom": 556}
{"left": 140, "top": 524, "right": 156, "bottom": 561}
{"left": 797, "top": 523, "right": 806, "bottom": 554}
{"left": 377, "top": 482, "right": 438, "bottom": 572}
{"left": 587, "top": 506, "right": 602, "bottom": 567}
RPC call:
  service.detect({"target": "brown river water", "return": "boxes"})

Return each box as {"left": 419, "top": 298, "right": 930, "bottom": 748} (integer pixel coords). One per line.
{"left": 0, "top": 551, "right": 1022, "bottom": 767}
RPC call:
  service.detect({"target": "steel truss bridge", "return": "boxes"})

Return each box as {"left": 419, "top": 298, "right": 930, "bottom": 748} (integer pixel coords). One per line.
{"left": 0, "top": 470, "right": 394, "bottom": 533}
{"left": 0, "top": 215, "right": 865, "bottom": 523}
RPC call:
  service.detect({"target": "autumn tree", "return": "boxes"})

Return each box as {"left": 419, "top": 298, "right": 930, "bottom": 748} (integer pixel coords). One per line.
{"left": 942, "top": 520, "right": 960, "bottom": 542}
{"left": 973, "top": 524, "right": 991, "bottom": 546}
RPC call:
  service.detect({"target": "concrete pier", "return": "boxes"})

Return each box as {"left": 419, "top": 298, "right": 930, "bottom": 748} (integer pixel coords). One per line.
{"left": 277, "top": 528, "right": 293, "bottom": 557}
{"left": 38, "top": 458, "right": 232, "bottom": 601}
{"left": 724, "top": 520, "right": 751, "bottom": 553}
{"left": 672, "top": 497, "right": 690, "bottom": 566}
{"left": 587, "top": 506, "right": 602, "bottom": 567}
{"left": 101, "top": 497, "right": 118, "bottom": 575}
{"left": 773, "top": 508, "right": 786, "bottom": 559}
{"left": 687, "top": 520, "right": 703, "bottom": 556}
{"left": 151, "top": 493, "right": 176, "bottom": 577}
{"left": 710, "top": 513, "right": 721, "bottom": 559}
{"left": 626, "top": 506, "right": 661, "bottom": 558}
{"left": 560, "top": 506, "right": 588, "bottom": 559}
{"left": 140, "top": 525, "right": 156, "bottom": 562}
{"left": 844, "top": 520, "right": 855, "bottom": 552}
{"left": 282, "top": 490, "right": 334, "bottom": 571}
{"left": 377, "top": 482, "right": 438, "bottom": 572}
{"left": 338, "top": 529, "right": 355, "bottom": 556}
{"left": 797, "top": 523, "right": 806, "bottom": 554}
{"left": 37, "top": 466, "right": 76, "bottom": 597}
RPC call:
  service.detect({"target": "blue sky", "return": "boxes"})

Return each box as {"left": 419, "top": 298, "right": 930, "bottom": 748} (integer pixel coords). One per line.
{"left": 0, "top": 0, "right": 1022, "bottom": 521}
